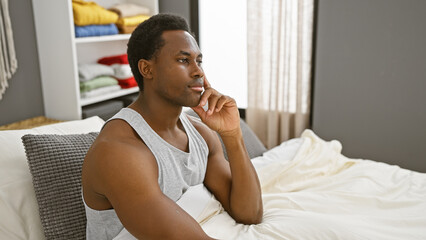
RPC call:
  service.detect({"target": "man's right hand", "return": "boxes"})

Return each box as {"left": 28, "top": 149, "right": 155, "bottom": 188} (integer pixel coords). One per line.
{"left": 191, "top": 77, "right": 241, "bottom": 137}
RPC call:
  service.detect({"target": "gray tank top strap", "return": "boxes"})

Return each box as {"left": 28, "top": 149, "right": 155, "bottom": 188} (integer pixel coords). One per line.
{"left": 107, "top": 108, "right": 175, "bottom": 154}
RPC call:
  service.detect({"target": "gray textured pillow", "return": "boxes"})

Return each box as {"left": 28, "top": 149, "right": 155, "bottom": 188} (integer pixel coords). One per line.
{"left": 184, "top": 109, "right": 267, "bottom": 160}
{"left": 239, "top": 119, "right": 267, "bottom": 159}
{"left": 21, "top": 132, "right": 98, "bottom": 240}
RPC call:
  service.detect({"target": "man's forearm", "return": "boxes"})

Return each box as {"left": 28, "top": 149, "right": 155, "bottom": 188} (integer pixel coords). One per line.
{"left": 220, "top": 130, "right": 263, "bottom": 224}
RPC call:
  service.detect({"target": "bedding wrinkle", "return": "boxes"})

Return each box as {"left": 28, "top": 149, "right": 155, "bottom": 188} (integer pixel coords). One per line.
{"left": 261, "top": 193, "right": 306, "bottom": 211}
{"left": 258, "top": 135, "right": 356, "bottom": 194}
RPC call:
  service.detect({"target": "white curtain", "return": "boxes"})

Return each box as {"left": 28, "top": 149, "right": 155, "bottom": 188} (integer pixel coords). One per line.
{"left": 0, "top": 0, "right": 17, "bottom": 100}
{"left": 246, "top": 0, "right": 314, "bottom": 149}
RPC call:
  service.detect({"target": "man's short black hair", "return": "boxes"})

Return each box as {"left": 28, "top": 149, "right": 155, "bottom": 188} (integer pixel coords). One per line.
{"left": 127, "top": 13, "right": 193, "bottom": 91}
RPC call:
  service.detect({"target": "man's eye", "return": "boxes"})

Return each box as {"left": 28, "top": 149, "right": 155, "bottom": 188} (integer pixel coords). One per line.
{"left": 178, "top": 58, "right": 189, "bottom": 63}
{"left": 197, "top": 60, "right": 203, "bottom": 66}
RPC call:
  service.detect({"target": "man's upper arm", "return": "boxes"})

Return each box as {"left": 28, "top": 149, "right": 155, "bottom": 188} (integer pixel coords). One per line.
{"left": 90, "top": 141, "right": 212, "bottom": 239}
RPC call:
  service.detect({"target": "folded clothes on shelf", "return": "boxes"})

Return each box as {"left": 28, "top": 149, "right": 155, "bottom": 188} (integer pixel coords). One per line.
{"left": 116, "top": 14, "right": 150, "bottom": 34}
{"left": 109, "top": 3, "right": 150, "bottom": 18}
{"left": 110, "top": 64, "right": 132, "bottom": 79}
{"left": 116, "top": 14, "right": 150, "bottom": 27}
{"left": 78, "top": 63, "right": 115, "bottom": 82}
{"left": 110, "top": 2, "right": 151, "bottom": 34}
{"left": 80, "top": 85, "right": 121, "bottom": 99}
{"left": 96, "top": 54, "right": 137, "bottom": 89}
{"left": 80, "top": 76, "right": 118, "bottom": 93}
{"left": 116, "top": 25, "right": 137, "bottom": 34}
{"left": 72, "top": 0, "right": 118, "bottom": 26}
{"left": 75, "top": 24, "right": 119, "bottom": 38}
{"left": 98, "top": 54, "right": 128, "bottom": 65}
{"left": 117, "top": 77, "right": 138, "bottom": 89}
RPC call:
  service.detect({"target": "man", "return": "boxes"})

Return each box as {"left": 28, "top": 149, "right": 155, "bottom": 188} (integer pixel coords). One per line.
{"left": 81, "top": 13, "right": 263, "bottom": 240}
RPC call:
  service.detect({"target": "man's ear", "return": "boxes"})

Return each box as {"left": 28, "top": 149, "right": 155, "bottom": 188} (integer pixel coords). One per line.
{"left": 138, "top": 59, "right": 153, "bottom": 79}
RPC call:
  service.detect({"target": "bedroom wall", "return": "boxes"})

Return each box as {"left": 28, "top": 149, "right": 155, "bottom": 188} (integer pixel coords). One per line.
{"left": 0, "top": 0, "right": 44, "bottom": 126}
{"left": 312, "top": 0, "right": 426, "bottom": 172}
{"left": 0, "top": 0, "right": 194, "bottom": 126}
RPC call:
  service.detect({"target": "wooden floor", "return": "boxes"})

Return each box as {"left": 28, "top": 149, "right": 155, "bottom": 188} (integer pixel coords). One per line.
{"left": 0, "top": 116, "right": 62, "bottom": 130}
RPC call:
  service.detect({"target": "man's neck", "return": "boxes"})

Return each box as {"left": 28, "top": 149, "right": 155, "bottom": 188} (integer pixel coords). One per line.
{"left": 128, "top": 93, "right": 183, "bottom": 133}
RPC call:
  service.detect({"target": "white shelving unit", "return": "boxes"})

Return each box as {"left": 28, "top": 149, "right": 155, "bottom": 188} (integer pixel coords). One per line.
{"left": 32, "top": 0, "right": 158, "bottom": 120}
{"left": 74, "top": 33, "right": 131, "bottom": 44}
{"left": 80, "top": 87, "right": 139, "bottom": 106}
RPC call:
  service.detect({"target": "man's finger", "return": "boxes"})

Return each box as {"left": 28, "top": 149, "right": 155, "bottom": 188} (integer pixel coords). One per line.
{"left": 207, "top": 93, "right": 221, "bottom": 115}
{"left": 199, "top": 88, "right": 213, "bottom": 107}
{"left": 203, "top": 76, "right": 211, "bottom": 89}
{"left": 215, "top": 96, "right": 228, "bottom": 112}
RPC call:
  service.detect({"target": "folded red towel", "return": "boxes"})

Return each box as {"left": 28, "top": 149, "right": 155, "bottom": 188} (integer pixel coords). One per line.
{"left": 118, "top": 76, "right": 138, "bottom": 88}
{"left": 98, "top": 54, "right": 129, "bottom": 65}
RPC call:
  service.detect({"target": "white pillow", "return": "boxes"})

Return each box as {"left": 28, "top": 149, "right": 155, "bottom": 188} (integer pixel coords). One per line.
{"left": 0, "top": 116, "right": 105, "bottom": 240}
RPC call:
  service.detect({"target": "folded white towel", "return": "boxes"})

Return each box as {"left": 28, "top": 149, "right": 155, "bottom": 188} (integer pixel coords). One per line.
{"left": 78, "top": 63, "right": 114, "bottom": 82}
{"left": 111, "top": 64, "right": 133, "bottom": 79}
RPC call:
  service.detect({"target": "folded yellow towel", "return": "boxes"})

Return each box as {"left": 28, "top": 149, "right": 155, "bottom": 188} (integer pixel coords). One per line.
{"left": 72, "top": 0, "right": 118, "bottom": 26}
{"left": 116, "top": 14, "right": 150, "bottom": 27}
{"left": 117, "top": 25, "right": 137, "bottom": 34}
{"left": 109, "top": 3, "right": 150, "bottom": 18}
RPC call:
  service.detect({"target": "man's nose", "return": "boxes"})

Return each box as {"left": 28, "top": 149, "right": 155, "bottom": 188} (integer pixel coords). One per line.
{"left": 191, "top": 62, "right": 204, "bottom": 79}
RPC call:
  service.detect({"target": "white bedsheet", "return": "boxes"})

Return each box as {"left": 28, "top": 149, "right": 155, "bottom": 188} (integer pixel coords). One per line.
{"left": 115, "top": 129, "right": 426, "bottom": 239}
{"left": 201, "top": 130, "right": 426, "bottom": 239}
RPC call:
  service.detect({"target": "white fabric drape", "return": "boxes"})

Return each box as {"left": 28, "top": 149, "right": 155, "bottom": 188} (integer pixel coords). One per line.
{"left": 246, "top": 0, "right": 314, "bottom": 149}
{"left": 0, "top": 0, "right": 17, "bottom": 100}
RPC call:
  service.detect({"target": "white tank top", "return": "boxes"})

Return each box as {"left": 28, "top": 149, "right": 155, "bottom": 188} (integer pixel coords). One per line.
{"left": 83, "top": 108, "right": 209, "bottom": 239}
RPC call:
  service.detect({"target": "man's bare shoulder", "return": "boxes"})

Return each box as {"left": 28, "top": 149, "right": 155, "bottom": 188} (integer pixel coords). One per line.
{"left": 82, "top": 119, "right": 158, "bottom": 207}
{"left": 90, "top": 119, "right": 149, "bottom": 154}
{"left": 85, "top": 119, "right": 159, "bottom": 173}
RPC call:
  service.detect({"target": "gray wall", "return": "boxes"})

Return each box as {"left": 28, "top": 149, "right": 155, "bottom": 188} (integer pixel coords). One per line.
{"left": 312, "top": 0, "right": 426, "bottom": 172}
{"left": 159, "top": 0, "right": 198, "bottom": 41}
{"left": 0, "top": 0, "right": 44, "bottom": 125}
{"left": 159, "top": 0, "right": 190, "bottom": 21}
{"left": 0, "top": 0, "right": 193, "bottom": 126}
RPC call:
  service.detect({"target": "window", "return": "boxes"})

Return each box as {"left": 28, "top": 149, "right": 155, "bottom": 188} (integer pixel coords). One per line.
{"left": 199, "top": 0, "right": 248, "bottom": 108}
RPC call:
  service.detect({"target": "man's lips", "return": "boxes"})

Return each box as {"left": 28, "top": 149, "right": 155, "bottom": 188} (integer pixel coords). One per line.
{"left": 189, "top": 86, "right": 204, "bottom": 92}
{"left": 189, "top": 78, "right": 204, "bottom": 92}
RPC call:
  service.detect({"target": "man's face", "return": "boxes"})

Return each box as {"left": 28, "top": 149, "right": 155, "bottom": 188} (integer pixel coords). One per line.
{"left": 149, "top": 30, "right": 204, "bottom": 107}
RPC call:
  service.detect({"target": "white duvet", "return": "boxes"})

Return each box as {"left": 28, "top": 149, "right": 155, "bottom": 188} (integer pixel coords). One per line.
{"left": 116, "top": 130, "right": 426, "bottom": 240}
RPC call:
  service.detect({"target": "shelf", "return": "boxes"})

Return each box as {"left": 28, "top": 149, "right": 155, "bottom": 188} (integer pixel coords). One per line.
{"left": 75, "top": 34, "right": 131, "bottom": 44}
{"left": 80, "top": 87, "right": 139, "bottom": 106}
{"left": 33, "top": 0, "right": 158, "bottom": 120}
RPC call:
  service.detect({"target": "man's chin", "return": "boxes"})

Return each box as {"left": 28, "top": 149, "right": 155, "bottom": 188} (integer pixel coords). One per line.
{"left": 184, "top": 96, "right": 202, "bottom": 108}
{"left": 174, "top": 93, "right": 202, "bottom": 108}
{"left": 185, "top": 101, "right": 201, "bottom": 108}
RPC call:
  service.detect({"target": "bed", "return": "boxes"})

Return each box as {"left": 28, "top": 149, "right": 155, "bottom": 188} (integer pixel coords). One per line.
{"left": 1, "top": 115, "right": 425, "bottom": 240}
